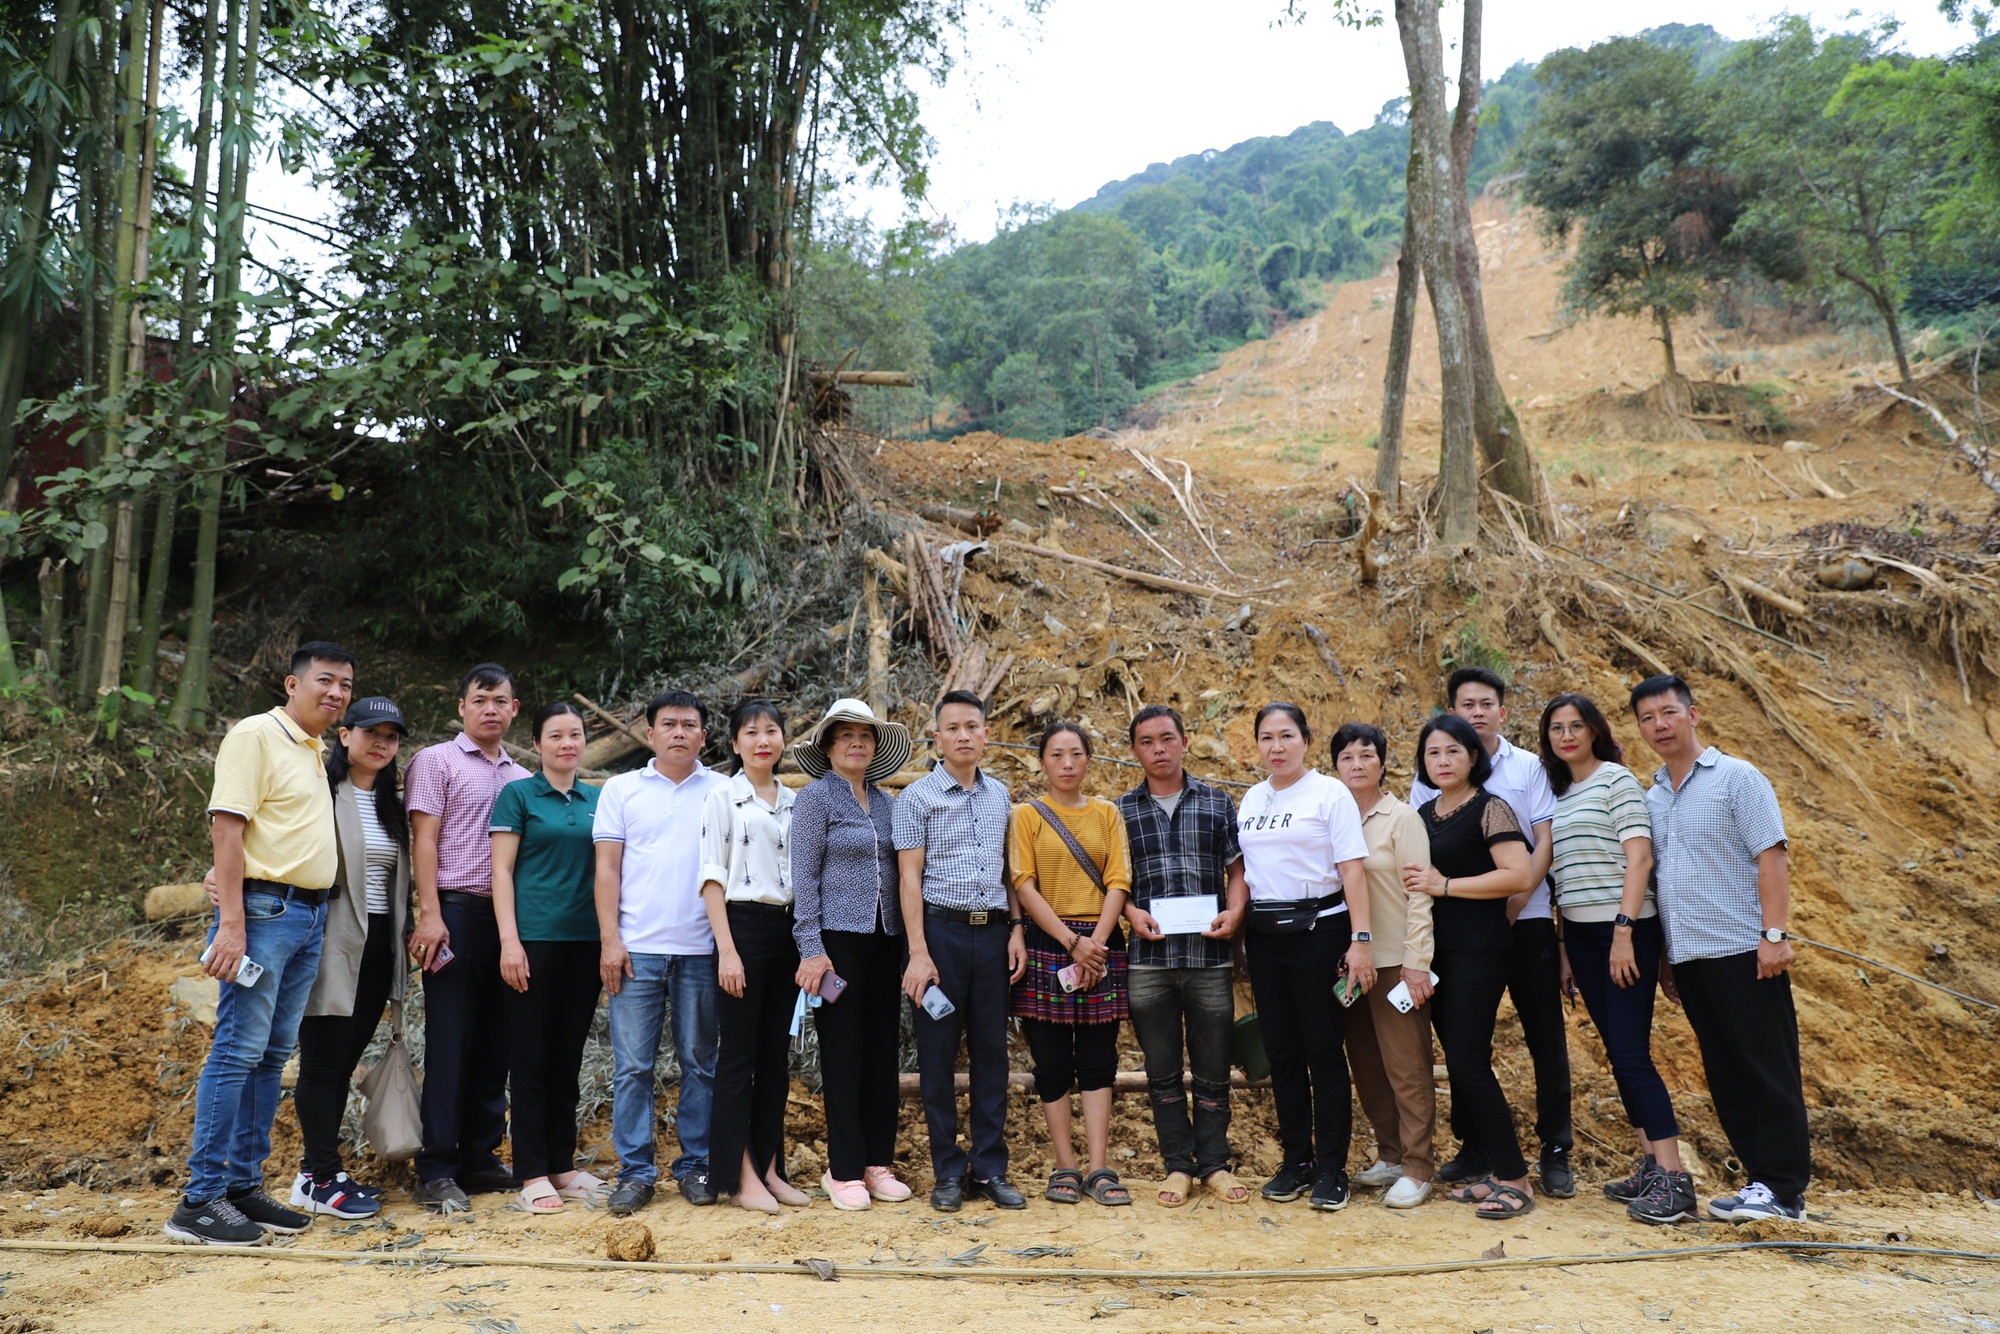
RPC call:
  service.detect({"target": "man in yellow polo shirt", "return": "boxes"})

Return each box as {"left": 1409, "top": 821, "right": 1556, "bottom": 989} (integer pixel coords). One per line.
{"left": 167, "top": 642, "right": 355, "bottom": 1247}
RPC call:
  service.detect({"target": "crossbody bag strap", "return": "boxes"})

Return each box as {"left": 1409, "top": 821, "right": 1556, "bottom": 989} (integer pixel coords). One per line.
{"left": 1028, "top": 799, "right": 1108, "bottom": 898}
{"left": 388, "top": 997, "right": 405, "bottom": 1041}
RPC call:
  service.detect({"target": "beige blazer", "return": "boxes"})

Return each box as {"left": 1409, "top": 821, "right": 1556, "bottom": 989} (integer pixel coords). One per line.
{"left": 304, "top": 778, "right": 411, "bottom": 1016}
{"left": 1359, "top": 791, "right": 1435, "bottom": 972}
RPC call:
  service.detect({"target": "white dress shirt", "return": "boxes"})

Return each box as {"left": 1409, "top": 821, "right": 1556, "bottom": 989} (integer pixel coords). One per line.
{"left": 699, "top": 772, "right": 796, "bottom": 906}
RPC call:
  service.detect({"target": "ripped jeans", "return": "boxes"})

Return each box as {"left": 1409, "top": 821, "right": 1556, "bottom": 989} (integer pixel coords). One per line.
{"left": 1127, "top": 965, "right": 1235, "bottom": 1179}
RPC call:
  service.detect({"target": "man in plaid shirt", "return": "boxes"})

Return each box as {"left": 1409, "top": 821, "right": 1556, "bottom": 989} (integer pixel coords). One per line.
{"left": 1117, "top": 705, "right": 1251, "bottom": 1206}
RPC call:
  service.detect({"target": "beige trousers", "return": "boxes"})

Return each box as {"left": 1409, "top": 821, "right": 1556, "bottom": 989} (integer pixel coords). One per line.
{"left": 1343, "top": 984, "right": 1437, "bottom": 1182}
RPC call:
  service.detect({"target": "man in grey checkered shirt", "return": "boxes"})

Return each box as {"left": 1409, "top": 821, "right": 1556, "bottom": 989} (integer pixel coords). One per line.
{"left": 1633, "top": 674, "right": 1809, "bottom": 1225}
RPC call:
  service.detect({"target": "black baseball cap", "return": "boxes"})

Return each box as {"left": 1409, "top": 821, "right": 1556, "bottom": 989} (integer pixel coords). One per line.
{"left": 342, "top": 696, "right": 408, "bottom": 734}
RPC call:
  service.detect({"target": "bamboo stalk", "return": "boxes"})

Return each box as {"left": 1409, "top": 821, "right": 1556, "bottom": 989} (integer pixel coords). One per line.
{"left": 864, "top": 564, "right": 890, "bottom": 716}
{"left": 992, "top": 539, "right": 1250, "bottom": 603}
{"left": 1718, "top": 570, "right": 1809, "bottom": 618}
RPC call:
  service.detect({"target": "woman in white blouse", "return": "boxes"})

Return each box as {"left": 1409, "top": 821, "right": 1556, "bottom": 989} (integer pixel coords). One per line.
{"left": 1236, "top": 703, "right": 1375, "bottom": 1213}
{"left": 700, "top": 699, "right": 806, "bottom": 1214}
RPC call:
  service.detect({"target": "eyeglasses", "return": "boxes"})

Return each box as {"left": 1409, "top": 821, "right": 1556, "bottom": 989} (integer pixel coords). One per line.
{"left": 1547, "top": 722, "right": 1591, "bottom": 738}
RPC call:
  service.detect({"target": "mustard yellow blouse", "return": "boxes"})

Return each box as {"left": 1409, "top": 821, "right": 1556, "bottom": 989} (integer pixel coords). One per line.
{"left": 1009, "top": 798, "right": 1132, "bottom": 919}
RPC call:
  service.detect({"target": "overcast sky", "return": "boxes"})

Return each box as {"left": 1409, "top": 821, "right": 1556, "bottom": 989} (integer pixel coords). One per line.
{"left": 837, "top": 0, "right": 1972, "bottom": 240}
{"left": 246, "top": 0, "right": 1974, "bottom": 271}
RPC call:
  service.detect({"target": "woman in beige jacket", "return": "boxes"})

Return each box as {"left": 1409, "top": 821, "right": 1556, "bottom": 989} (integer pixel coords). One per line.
{"left": 1331, "top": 722, "right": 1437, "bottom": 1209}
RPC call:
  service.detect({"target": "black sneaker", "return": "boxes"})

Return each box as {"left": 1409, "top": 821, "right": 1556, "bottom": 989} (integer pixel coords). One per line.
{"left": 227, "top": 1187, "right": 313, "bottom": 1234}
{"left": 606, "top": 1179, "right": 655, "bottom": 1217}
{"left": 1435, "top": 1151, "right": 1489, "bottom": 1185}
{"left": 165, "top": 1196, "right": 267, "bottom": 1247}
{"left": 679, "top": 1168, "right": 718, "bottom": 1206}
{"left": 1627, "top": 1169, "right": 1698, "bottom": 1226}
{"left": 1537, "top": 1151, "right": 1576, "bottom": 1199}
{"left": 967, "top": 1176, "right": 1027, "bottom": 1210}
{"left": 415, "top": 1177, "right": 472, "bottom": 1212}
{"left": 1260, "top": 1162, "right": 1314, "bottom": 1203}
{"left": 1603, "top": 1155, "right": 1659, "bottom": 1204}
{"left": 291, "top": 1171, "right": 382, "bottom": 1219}
{"left": 1308, "top": 1167, "right": 1351, "bottom": 1212}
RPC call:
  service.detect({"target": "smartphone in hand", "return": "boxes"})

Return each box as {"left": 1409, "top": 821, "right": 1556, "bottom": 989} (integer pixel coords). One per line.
{"left": 424, "top": 942, "right": 456, "bottom": 974}
{"left": 920, "top": 984, "right": 955, "bottom": 1019}
{"left": 819, "top": 970, "right": 849, "bottom": 1003}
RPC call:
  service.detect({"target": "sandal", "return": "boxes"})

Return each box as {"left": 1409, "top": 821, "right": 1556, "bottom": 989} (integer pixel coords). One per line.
{"left": 1202, "top": 1169, "right": 1251, "bottom": 1204}
{"left": 1045, "top": 1168, "right": 1083, "bottom": 1205}
{"left": 555, "top": 1170, "right": 607, "bottom": 1201}
{"left": 1447, "top": 1176, "right": 1497, "bottom": 1205}
{"left": 1474, "top": 1183, "right": 1536, "bottom": 1220}
{"left": 519, "top": 1180, "right": 564, "bottom": 1214}
{"left": 1157, "top": 1172, "right": 1194, "bottom": 1207}
{"left": 1084, "top": 1168, "right": 1133, "bottom": 1207}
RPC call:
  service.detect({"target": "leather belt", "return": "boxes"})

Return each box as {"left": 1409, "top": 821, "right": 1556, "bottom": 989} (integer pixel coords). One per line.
{"left": 925, "top": 904, "right": 1009, "bottom": 927}
{"left": 243, "top": 878, "right": 330, "bottom": 906}
{"left": 439, "top": 890, "right": 495, "bottom": 910}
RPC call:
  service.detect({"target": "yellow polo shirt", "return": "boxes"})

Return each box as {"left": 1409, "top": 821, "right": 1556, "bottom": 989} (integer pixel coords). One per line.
{"left": 208, "top": 707, "right": 337, "bottom": 889}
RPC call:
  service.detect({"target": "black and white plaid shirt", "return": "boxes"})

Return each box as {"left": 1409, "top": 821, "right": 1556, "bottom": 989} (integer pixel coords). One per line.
{"left": 1117, "top": 773, "right": 1242, "bottom": 970}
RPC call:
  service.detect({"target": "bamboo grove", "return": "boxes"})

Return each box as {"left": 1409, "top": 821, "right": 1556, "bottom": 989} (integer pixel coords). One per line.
{"left": 0, "top": 0, "right": 970, "bottom": 724}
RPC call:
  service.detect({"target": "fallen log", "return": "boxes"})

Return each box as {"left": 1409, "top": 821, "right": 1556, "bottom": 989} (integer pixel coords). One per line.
{"left": 918, "top": 503, "right": 1001, "bottom": 536}
{"left": 807, "top": 370, "right": 914, "bottom": 387}
{"left": 991, "top": 539, "right": 1252, "bottom": 603}
{"left": 897, "top": 1070, "right": 1271, "bottom": 1098}
{"left": 1719, "top": 570, "right": 1810, "bottom": 619}
{"left": 1300, "top": 623, "right": 1347, "bottom": 687}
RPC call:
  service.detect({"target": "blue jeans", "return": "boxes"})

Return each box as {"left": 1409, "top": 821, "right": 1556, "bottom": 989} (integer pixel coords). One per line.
{"left": 186, "top": 890, "right": 326, "bottom": 1202}
{"left": 608, "top": 951, "right": 719, "bottom": 1185}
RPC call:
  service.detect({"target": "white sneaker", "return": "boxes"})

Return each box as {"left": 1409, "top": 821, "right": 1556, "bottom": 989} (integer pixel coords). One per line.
{"left": 1350, "top": 1160, "right": 1403, "bottom": 1190}
{"left": 1384, "top": 1176, "right": 1433, "bottom": 1209}
{"left": 1727, "top": 1181, "right": 1803, "bottom": 1222}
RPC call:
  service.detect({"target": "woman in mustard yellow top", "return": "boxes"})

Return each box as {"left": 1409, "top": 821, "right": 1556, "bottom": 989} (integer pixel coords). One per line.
{"left": 1010, "top": 722, "right": 1133, "bottom": 1207}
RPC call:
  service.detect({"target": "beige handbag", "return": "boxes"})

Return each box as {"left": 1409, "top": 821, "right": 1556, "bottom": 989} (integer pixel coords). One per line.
{"left": 358, "top": 999, "right": 423, "bottom": 1161}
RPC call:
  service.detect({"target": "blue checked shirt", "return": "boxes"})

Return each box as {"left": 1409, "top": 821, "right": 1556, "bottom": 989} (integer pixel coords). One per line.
{"left": 891, "top": 763, "right": 1011, "bottom": 912}
{"left": 1646, "top": 746, "right": 1789, "bottom": 965}
{"left": 1117, "top": 774, "right": 1242, "bottom": 970}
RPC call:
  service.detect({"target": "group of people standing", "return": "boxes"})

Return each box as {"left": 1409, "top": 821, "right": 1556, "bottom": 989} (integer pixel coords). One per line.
{"left": 166, "top": 641, "right": 1812, "bottom": 1247}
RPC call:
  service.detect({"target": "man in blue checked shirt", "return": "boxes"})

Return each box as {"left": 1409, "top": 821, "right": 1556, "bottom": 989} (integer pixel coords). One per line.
{"left": 1632, "top": 674, "right": 1808, "bottom": 1225}
{"left": 1117, "top": 705, "right": 1252, "bottom": 1207}
{"left": 895, "top": 690, "right": 1029, "bottom": 1213}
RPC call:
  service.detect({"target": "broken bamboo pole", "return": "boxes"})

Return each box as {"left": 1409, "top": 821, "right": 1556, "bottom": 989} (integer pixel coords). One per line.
{"left": 1718, "top": 570, "right": 1809, "bottom": 619}
{"left": 992, "top": 539, "right": 1255, "bottom": 603}
{"left": 864, "top": 564, "right": 890, "bottom": 717}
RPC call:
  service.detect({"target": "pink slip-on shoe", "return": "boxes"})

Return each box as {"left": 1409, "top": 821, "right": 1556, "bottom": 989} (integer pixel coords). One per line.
{"left": 863, "top": 1166, "right": 912, "bottom": 1202}
{"left": 822, "top": 1171, "right": 872, "bottom": 1211}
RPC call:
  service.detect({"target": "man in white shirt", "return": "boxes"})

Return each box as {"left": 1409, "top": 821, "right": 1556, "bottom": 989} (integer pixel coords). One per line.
{"left": 1408, "top": 667, "right": 1574, "bottom": 1196}
{"left": 595, "top": 690, "right": 727, "bottom": 1215}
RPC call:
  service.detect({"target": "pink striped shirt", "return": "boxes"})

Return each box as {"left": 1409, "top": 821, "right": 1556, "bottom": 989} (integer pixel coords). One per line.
{"left": 404, "top": 731, "right": 532, "bottom": 891}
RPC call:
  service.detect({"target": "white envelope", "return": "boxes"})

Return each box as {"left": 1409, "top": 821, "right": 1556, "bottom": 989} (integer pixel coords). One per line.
{"left": 1149, "top": 894, "right": 1221, "bottom": 935}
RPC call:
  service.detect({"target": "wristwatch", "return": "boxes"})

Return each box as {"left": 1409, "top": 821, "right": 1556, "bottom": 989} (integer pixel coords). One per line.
{"left": 1352, "top": 931, "right": 1372, "bottom": 943}
{"left": 1613, "top": 913, "right": 1635, "bottom": 929}
{"left": 1762, "top": 927, "right": 1790, "bottom": 944}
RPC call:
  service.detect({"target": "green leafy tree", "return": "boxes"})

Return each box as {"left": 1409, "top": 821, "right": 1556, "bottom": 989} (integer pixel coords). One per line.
{"left": 1517, "top": 38, "right": 1730, "bottom": 381}
{"left": 1716, "top": 18, "right": 1953, "bottom": 390}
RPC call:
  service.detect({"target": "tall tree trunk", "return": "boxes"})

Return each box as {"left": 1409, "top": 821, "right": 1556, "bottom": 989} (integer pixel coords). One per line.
{"left": 76, "top": 0, "right": 126, "bottom": 706}
{"left": 1446, "top": 0, "right": 1542, "bottom": 524}
{"left": 0, "top": 0, "right": 83, "bottom": 487}
{"left": 37, "top": 560, "right": 65, "bottom": 680}
{"left": 134, "top": 486, "right": 176, "bottom": 700}
{"left": 1395, "top": 0, "right": 1480, "bottom": 547}
{"left": 97, "top": 0, "right": 163, "bottom": 717}
{"left": 1655, "top": 305, "right": 1680, "bottom": 379}
{"left": 176, "top": 0, "right": 222, "bottom": 366}
{"left": 171, "top": 0, "right": 259, "bottom": 731}
{"left": 1373, "top": 237, "right": 1420, "bottom": 506}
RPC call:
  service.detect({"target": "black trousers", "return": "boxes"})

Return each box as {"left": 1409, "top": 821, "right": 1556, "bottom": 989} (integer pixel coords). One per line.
{"left": 1021, "top": 1018, "right": 1119, "bottom": 1103}
{"left": 1446, "top": 917, "right": 1575, "bottom": 1162}
{"left": 1674, "top": 950, "right": 1811, "bottom": 1202}
{"left": 912, "top": 916, "right": 1011, "bottom": 1183}
{"left": 709, "top": 904, "right": 801, "bottom": 1194}
{"left": 1244, "top": 916, "right": 1353, "bottom": 1171}
{"left": 1433, "top": 946, "right": 1529, "bottom": 1181}
{"left": 813, "top": 928, "right": 906, "bottom": 1182}
{"left": 294, "top": 911, "right": 396, "bottom": 1180}
{"left": 501, "top": 939, "right": 602, "bottom": 1180}
{"left": 416, "top": 895, "right": 511, "bottom": 1184}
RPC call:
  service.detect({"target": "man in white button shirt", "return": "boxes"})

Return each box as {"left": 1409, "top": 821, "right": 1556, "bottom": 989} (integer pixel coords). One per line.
{"left": 1409, "top": 667, "right": 1575, "bottom": 1196}
{"left": 594, "top": 690, "right": 727, "bottom": 1216}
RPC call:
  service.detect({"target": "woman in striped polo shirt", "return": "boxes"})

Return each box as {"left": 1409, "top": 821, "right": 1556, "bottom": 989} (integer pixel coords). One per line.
{"left": 1539, "top": 693, "right": 1691, "bottom": 1225}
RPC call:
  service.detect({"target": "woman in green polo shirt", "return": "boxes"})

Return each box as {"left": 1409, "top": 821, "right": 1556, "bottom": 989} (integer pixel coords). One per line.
{"left": 492, "top": 700, "right": 605, "bottom": 1213}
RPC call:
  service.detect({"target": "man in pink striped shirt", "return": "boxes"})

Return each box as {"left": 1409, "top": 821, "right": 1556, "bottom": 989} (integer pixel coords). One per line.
{"left": 405, "top": 663, "right": 529, "bottom": 1211}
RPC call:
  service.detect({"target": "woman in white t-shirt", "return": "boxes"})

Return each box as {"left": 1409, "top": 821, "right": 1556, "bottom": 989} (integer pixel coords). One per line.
{"left": 1236, "top": 703, "right": 1374, "bottom": 1212}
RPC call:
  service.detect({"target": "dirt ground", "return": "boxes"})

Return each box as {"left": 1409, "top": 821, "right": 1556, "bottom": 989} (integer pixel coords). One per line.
{"left": 5, "top": 197, "right": 2000, "bottom": 1329}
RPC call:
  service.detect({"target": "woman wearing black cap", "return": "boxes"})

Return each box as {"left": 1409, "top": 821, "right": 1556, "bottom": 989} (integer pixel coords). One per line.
{"left": 291, "top": 696, "right": 412, "bottom": 1218}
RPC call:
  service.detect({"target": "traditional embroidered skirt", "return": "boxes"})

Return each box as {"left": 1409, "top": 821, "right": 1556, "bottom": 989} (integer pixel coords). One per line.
{"left": 1010, "top": 918, "right": 1128, "bottom": 1024}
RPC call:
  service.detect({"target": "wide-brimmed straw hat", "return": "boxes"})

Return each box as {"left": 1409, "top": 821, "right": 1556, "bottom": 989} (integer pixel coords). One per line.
{"left": 791, "top": 698, "right": 913, "bottom": 785}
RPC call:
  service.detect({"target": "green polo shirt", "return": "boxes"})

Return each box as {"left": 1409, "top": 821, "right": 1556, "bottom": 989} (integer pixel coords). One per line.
{"left": 489, "top": 773, "right": 601, "bottom": 942}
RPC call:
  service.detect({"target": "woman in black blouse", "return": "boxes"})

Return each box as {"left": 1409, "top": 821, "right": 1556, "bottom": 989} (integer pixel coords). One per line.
{"left": 1399, "top": 714, "right": 1540, "bottom": 1220}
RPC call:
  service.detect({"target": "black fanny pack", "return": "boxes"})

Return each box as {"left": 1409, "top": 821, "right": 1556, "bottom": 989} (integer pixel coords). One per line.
{"left": 1247, "top": 891, "right": 1344, "bottom": 935}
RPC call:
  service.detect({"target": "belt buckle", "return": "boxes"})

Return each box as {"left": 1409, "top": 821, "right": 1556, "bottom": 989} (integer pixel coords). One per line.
{"left": 967, "top": 909, "right": 989, "bottom": 926}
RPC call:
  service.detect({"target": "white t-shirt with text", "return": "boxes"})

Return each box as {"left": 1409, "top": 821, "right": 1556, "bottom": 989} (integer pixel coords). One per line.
{"left": 1237, "top": 769, "right": 1368, "bottom": 915}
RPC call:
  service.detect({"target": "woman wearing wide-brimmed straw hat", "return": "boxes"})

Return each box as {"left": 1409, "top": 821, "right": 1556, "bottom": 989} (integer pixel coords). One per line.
{"left": 788, "top": 698, "right": 915, "bottom": 1210}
